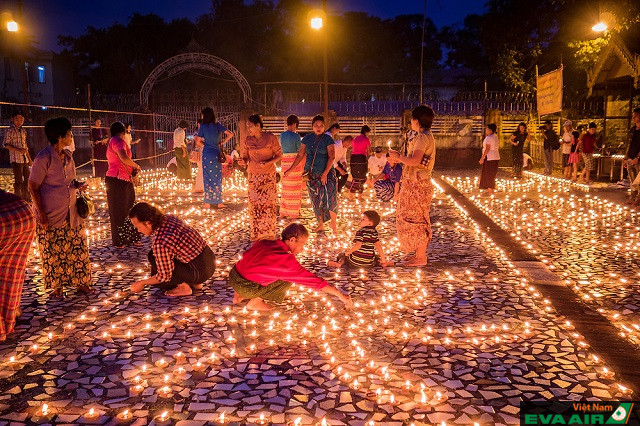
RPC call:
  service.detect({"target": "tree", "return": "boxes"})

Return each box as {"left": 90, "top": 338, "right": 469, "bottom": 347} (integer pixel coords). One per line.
{"left": 59, "top": 13, "right": 196, "bottom": 93}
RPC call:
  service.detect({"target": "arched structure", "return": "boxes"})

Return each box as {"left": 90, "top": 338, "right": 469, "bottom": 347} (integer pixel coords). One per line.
{"left": 139, "top": 51, "right": 252, "bottom": 108}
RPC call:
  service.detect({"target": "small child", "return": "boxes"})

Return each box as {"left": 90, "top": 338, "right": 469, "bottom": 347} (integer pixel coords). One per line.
{"left": 327, "top": 210, "right": 392, "bottom": 268}
{"left": 568, "top": 130, "right": 580, "bottom": 181}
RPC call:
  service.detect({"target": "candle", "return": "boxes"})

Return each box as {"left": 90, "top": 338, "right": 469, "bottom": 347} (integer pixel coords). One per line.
{"left": 287, "top": 417, "right": 303, "bottom": 426}
{"left": 157, "top": 385, "right": 172, "bottom": 398}
{"left": 116, "top": 409, "right": 133, "bottom": 424}
{"left": 254, "top": 413, "right": 270, "bottom": 425}
{"left": 130, "top": 384, "right": 144, "bottom": 395}
{"left": 35, "top": 403, "right": 51, "bottom": 417}
{"left": 216, "top": 411, "right": 228, "bottom": 424}
{"left": 154, "top": 410, "right": 171, "bottom": 426}
{"left": 84, "top": 408, "right": 100, "bottom": 420}
{"left": 155, "top": 358, "right": 169, "bottom": 368}
{"left": 191, "top": 361, "right": 206, "bottom": 372}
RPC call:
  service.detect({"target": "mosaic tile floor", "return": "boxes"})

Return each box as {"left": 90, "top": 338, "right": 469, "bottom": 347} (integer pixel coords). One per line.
{"left": 0, "top": 170, "right": 631, "bottom": 425}
{"left": 442, "top": 169, "right": 640, "bottom": 350}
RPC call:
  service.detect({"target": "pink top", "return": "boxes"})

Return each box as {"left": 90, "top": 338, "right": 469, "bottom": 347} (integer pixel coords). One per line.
{"left": 106, "top": 136, "right": 133, "bottom": 181}
{"left": 351, "top": 134, "right": 371, "bottom": 155}
{"left": 235, "top": 239, "right": 328, "bottom": 290}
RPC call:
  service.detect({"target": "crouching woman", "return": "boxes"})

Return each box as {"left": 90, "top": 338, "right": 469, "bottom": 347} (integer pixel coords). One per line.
{"left": 128, "top": 202, "right": 215, "bottom": 297}
{"left": 229, "top": 223, "right": 353, "bottom": 311}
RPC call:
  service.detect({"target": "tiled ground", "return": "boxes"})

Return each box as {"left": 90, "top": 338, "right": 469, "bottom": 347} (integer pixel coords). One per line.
{"left": 0, "top": 170, "right": 631, "bottom": 425}
{"left": 442, "top": 169, "right": 640, "bottom": 350}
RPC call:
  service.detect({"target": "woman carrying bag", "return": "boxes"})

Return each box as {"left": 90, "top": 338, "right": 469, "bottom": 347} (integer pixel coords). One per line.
{"left": 284, "top": 115, "right": 337, "bottom": 235}
{"left": 29, "top": 117, "right": 93, "bottom": 296}
{"left": 105, "top": 121, "right": 142, "bottom": 248}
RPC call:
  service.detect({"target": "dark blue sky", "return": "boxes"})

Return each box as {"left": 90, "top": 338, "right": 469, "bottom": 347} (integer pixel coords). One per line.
{"left": 15, "top": 0, "right": 486, "bottom": 52}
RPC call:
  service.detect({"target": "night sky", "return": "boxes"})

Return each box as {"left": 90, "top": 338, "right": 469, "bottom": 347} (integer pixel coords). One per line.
{"left": 13, "top": 0, "right": 486, "bottom": 52}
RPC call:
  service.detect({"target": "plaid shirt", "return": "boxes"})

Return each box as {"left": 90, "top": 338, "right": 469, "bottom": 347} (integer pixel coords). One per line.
{"left": 151, "top": 215, "right": 207, "bottom": 283}
{"left": 2, "top": 123, "right": 28, "bottom": 164}
{"left": 0, "top": 190, "right": 36, "bottom": 338}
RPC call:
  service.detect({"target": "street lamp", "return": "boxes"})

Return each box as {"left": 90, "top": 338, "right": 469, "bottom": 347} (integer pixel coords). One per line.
{"left": 310, "top": 16, "right": 323, "bottom": 30}
{"left": 592, "top": 22, "right": 608, "bottom": 32}
{"left": 7, "top": 20, "right": 18, "bottom": 32}
{"left": 309, "top": 6, "right": 328, "bottom": 117}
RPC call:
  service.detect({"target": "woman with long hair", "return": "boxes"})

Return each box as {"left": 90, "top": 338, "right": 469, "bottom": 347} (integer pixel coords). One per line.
{"left": 105, "top": 121, "right": 142, "bottom": 248}
{"left": 194, "top": 107, "right": 233, "bottom": 208}
{"left": 284, "top": 115, "right": 337, "bottom": 234}
{"left": 479, "top": 123, "right": 500, "bottom": 196}
{"left": 238, "top": 114, "right": 282, "bottom": 240}
{"left": 388, "top": 105, "right": 436, "bottom": 267}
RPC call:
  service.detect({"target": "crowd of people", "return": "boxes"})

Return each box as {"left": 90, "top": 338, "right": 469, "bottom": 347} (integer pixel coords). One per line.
{"left": 0, "top": 105, "right": 437, "bottom": 337}
{"left": 477, "top": 108, "right": 640, "bottom": 195}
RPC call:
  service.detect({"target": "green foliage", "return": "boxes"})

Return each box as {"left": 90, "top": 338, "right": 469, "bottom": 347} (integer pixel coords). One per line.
{"left": 59, "top": 0, "right": 441, "bottom": 94}
{"left": 568, "top": 35, "right": 611, "bottom": 72}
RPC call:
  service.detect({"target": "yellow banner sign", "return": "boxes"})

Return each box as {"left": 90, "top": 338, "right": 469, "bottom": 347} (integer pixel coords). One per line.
{"left": 537, "top": 66, "right": 563, "bottom": 116}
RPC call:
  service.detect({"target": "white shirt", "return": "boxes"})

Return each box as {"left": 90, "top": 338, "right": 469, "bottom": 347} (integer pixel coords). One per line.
{"left": 123, "top": 133, "right": 132, "bottom": 148}
{"left": 562, "top": 130, "right": 573, "bottom": 154}
{"left": 333, "top": 140, "right": 347, "bottom": 167}
{"left": 483, "top": 134, "right": 500, "bottom": 161}
{"left": 173, "top": 128, "right": 186, "bottom": 149}
{"left": 368, "top": 154, "right": 387, "bottom": 175}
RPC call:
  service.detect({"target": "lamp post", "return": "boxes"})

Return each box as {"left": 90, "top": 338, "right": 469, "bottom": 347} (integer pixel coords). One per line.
{"left": 3, "top": 0, "right": 29, "bottom": 104}
{"left": 309, "top": 3, "right": 329, "bottom": 117}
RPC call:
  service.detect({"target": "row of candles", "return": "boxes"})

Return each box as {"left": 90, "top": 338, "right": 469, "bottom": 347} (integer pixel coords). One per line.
{"left": 11, "top": 169, "right": 631, "bottom": 424}
{"left": 433, "top": 177, "right": 631, "bottom": 391}
{"left": 446, "top": 172, "right": 640, "bottom": 349}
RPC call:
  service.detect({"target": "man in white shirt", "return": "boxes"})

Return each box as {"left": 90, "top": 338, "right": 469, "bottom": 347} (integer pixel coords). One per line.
{"left": 368, "top": 146, "right": 387, "bottom": 185}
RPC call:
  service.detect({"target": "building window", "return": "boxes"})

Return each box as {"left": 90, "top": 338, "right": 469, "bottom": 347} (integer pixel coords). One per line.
{"left": 37, "top": 66, "right": 45, "bottom": 83}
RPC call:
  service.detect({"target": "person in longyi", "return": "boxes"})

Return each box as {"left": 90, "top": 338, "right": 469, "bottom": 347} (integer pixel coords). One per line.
{"left": 228, "top": 223, "right": 353, "bottom": 311}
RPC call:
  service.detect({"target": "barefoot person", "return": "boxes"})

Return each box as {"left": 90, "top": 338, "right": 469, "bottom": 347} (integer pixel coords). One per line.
{"left": 388, "top": 105, "right": 436, "bottom": 267}
{"left": 284, "top": 115, "right": 337, "bottom": 234}
{"left": 229, "top": 223, "right": 353, "bottom": 311}
{"left": 128, "top": 202, "right": 215, "bottom": 297}
{"left": 327, "top": 210, "right": 393, "bottom": 268}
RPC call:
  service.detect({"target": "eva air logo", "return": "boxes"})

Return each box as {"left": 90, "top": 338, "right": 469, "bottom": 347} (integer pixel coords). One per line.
{"left": 607, "top": 403, "right": 633, "bottom": 424}
{"left": 522, "top": 402, "right": 636, "bottom": 424}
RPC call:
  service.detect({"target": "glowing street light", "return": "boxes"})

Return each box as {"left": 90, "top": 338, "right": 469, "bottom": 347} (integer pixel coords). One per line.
{"left": 308, "top": 9, "right": 326, "bottom": 30}
{"left": 308, "top": 6, "right": 329, "bottom": 116}
{"left": 310, "top": 16, "right": 323, "bottom": 30}
{"left": 7, "top": 21, "right": 18, "bottom": 32}
{"left": 592, "top": 22, "right": 608, "bottom": 32}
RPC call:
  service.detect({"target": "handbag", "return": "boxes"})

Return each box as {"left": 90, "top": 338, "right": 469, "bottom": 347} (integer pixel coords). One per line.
{"left": 302, "top": 134, "right": 321, "bottom": 182}
{"left": 76, "top": 192, "right": 94, "bottom": 219}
